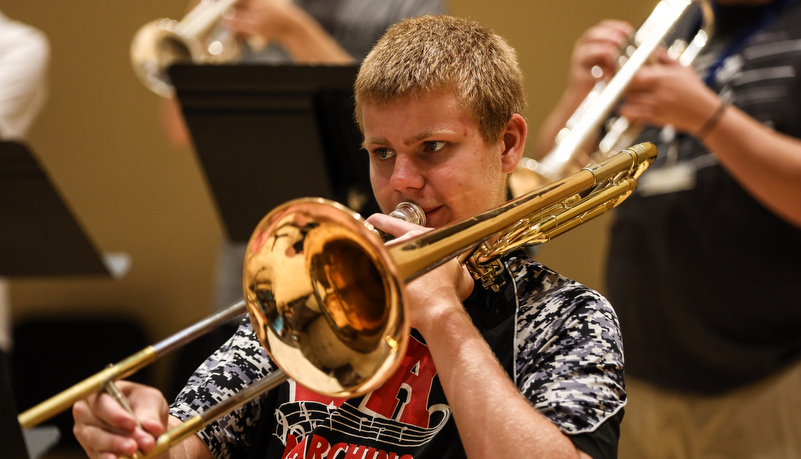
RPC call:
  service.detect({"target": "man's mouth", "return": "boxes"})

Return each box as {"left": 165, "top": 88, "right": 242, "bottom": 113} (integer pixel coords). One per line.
{"left": 422, "top": 205, "right": 442, "bottom": 224}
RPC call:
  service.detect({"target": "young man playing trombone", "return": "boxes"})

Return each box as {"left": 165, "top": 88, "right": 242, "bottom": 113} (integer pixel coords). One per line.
{"left": 73, "top": 15, "right": 626, "bottom": 459}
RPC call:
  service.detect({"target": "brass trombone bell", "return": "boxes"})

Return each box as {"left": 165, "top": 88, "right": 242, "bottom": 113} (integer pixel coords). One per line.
{"left": 243, "top": 198, "right": 409, "bottom": 398}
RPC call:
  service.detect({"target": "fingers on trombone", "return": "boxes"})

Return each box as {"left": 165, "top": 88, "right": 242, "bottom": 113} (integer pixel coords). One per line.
{"left": 366, "top": 213, "right": 429, "bottom": 240}
{"left": 114, "top": 382, "right": 170, "bottom": 436}
{"left": 76, "top": 381, "right": 163, "bottom": 436}
{"left": 72, "top": 413, "right": 140, "bottom": 459}
{"left": 103, "top": 380, "right": 142, "bottom": 430}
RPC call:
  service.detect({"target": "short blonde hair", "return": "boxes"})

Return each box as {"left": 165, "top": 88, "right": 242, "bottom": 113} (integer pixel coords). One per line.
{"left": 354, "top": 15, "right": 526, "bottom": 144}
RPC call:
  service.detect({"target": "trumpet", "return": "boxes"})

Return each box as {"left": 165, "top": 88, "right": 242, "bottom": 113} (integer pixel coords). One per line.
{"left": 510, "top": 0, "right": 713, "bottom": 196}
{"left": 130, "top": 0, "right": 243, "bottom": 97}
{"left": 18, "top": 143, "right": 657, "bottom": 458}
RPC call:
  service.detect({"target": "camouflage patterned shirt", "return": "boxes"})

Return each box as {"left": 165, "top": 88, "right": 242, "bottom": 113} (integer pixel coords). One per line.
{"left": 171, "top": 252, "right": 626, "bottom": 458}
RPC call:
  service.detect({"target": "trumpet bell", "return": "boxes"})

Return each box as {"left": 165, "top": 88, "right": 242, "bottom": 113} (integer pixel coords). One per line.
{"left": 130, "top": 19, "right": 197, "bottom": 97}
{"left": 243, "top": 198, "right": 408, "bottom": 398}
{"left": 130, "top": 0, "right": 243, "bottom": 97}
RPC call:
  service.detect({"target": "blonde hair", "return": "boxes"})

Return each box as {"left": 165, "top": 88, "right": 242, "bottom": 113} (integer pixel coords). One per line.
{"left": 354, "top": 15, "right": 526, "bottom": 144}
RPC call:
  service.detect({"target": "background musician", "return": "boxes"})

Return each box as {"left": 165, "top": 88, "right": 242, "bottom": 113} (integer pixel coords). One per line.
{"left": 73, "top": 15, "right": 626, "bottom": 459}
{"left": 537, "top": 0, "right": 801, "bottom": 457}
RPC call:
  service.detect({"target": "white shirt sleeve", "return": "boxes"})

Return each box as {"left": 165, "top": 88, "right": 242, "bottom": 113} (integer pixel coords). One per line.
{"left": 0, "top": 12, "right": 49, "bottom": 140}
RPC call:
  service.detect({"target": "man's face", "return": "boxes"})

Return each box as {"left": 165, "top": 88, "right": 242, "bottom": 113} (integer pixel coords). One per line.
{"left": 361, "top": 91, "right": 511, "bottom": 229}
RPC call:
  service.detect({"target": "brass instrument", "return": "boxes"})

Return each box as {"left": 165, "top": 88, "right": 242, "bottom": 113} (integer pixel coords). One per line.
{"left": 511, "top": 0, "right": 713, "bottom": 196}
{"left": 130, "top": 0, "right": 243, "bottom": 97}
{"left": 18, "top": 143, "right": 656, "bottom": 459}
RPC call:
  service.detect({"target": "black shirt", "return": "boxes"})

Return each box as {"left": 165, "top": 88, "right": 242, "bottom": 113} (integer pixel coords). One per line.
{"left": 606, "top": 0, "right": 801, "bottom": 394}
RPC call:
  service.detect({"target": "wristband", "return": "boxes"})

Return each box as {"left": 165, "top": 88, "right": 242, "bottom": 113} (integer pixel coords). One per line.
{"left": 696, "top": 101, "right": 728, "bottom": 139}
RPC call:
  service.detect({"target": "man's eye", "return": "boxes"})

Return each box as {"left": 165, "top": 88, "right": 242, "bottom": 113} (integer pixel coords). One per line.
{"left": 373, "top": 147, "right": 395, "bottom": 160}
{"left": 424, "top": 141, "right": 446, "bottom": 152}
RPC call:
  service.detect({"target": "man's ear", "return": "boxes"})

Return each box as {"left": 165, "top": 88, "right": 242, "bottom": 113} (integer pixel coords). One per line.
{"left": 500, "top": 114, "right": 527, "bottom": 174}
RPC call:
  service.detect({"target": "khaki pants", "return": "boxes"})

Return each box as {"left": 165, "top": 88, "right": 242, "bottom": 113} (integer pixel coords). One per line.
{"left": 619, "top": 361, "right": 801, "bottom": 459}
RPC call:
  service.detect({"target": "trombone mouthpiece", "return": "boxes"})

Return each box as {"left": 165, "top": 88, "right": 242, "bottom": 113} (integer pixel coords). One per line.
{"left": 368, "top": 201, "right": 426, "bottom": 241}
{"left": 388, "top": 202, "right": 426, "bottom": 227}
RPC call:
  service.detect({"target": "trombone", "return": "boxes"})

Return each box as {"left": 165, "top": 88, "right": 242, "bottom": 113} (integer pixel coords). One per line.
{"left": 18, "top": 143, "right": 657, "bottom": 458}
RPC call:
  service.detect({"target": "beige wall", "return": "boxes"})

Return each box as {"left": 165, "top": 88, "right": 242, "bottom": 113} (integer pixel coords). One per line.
{"left": 4, "top": 0, "right": 654, "bottom": 386}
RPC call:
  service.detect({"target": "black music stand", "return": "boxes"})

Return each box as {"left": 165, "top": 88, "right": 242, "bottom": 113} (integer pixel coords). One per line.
{"left": 1, "top": 353, "right": 60, "bottom": 459}
{"left": 169, "top": 63, "right": 376, "bottom": 243}
{"left": 0, "top": 141, "right": 123, "bottom": 277}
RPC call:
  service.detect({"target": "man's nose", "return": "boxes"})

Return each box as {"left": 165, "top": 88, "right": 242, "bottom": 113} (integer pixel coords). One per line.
{"left": 389, "top": 155, "right": 424, "bottom": 191}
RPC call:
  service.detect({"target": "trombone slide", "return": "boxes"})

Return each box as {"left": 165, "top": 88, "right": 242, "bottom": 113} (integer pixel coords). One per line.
{"left": 17, "top": 300, "right": 247, "bottom": 429}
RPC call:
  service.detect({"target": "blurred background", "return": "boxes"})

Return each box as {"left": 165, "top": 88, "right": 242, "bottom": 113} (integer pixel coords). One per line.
{"left": 3, "top": 0, "right": 653, "bottom": 456}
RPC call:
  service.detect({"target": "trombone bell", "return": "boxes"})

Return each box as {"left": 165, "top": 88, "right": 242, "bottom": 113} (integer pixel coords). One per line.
{"left": 243, "top": 199, "right": 408, "bottom": 397}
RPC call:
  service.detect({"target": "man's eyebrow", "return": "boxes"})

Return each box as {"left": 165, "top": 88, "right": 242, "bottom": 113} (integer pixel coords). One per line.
{"left": 362, "top": 136, "right": 388, "bottom": 149}
{"left": 362, "top": 129, "right": 455, "bottom": 149}
{"left": 403, "top": 129, "right": 453, "bottom": 145}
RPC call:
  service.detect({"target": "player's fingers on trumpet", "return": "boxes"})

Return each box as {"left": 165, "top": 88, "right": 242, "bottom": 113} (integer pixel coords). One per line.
{"left": 570, "top": 20, "right": 634, "bottom": 87}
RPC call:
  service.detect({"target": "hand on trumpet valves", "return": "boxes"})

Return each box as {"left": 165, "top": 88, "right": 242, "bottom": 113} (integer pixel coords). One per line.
{"left": 620, "top": 50, "right": 724, "bottom": 137}
{"left": 569, "top": 20, "right": 634, "bottom": 96}
{"left": 365, "top": 213, "right": 474, "bottom": 333}
{"left": 73, "top": 380, "right": 170, "bottom": 459}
